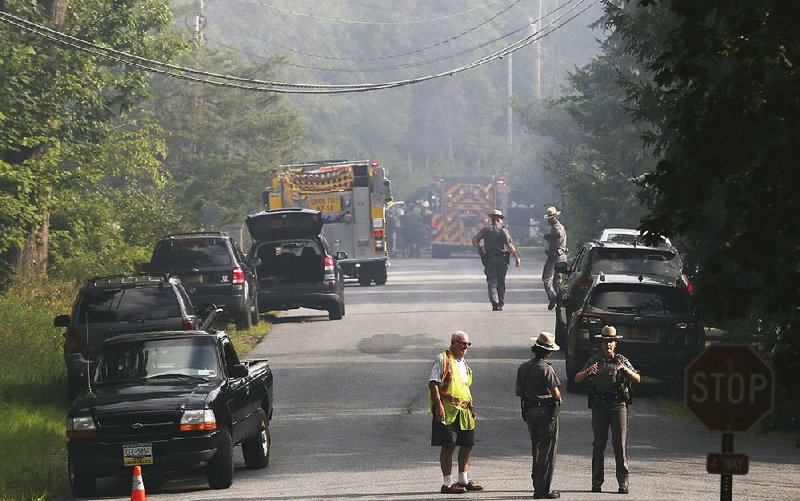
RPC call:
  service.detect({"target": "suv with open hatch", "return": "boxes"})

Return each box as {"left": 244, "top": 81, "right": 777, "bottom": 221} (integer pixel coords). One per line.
{"left": 554, "top": 238, "right": 690, "bottom": 344}
{"left": 54, "top": 274, "right": 200, "bottom": 401}
{"left": 246, "top": 208, "right": 346, "bottom": 320}
{"left": 563, "top": 272, "right": 704, "bottom": 392}
{"left": 148, "top": 232, "right": 259, "bottom": 330}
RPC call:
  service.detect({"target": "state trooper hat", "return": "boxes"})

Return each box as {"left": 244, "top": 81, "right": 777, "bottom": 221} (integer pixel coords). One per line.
{"left": 594, "top": 325, "right": 623, "bottom": 340}
{"left": 487, "top": 208, "right": 505, "bottom": 219}
{"left": 530, "top": 331, "right": 560, "bottom": 351}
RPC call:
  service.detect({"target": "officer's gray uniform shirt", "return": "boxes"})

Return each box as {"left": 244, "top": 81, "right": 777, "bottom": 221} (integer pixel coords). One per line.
{"left": 474, "top": 224, "right": 512, "bottom": 306}
{"left": 517, "top": 358, "right": 561, "bottom": 401}
{"left": 473, "top": 225, "right": 512, "bottom": 256}
{"left": 544, "top": 222, "right": 567, "bottom": 261}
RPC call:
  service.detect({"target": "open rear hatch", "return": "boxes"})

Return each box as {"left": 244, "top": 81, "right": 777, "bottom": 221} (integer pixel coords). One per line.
{"left": 246, "top": 208, "right": 324, "bottom": 241}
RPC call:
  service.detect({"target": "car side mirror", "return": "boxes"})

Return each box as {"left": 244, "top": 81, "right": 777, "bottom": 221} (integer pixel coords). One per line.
{"left": 230, "top": 364, "right": 248, "bottom": 379}
{"left": 54, "top": 314, "right": 70, "bottom": 328}
{"left": 335, "top": 251, "right": 348, "bottom": 260}
{"left": 247, "top": 256, "right": 261, "bottom": 267}
{"left": 554, "top": 261, "right": 569, "bottom": 274}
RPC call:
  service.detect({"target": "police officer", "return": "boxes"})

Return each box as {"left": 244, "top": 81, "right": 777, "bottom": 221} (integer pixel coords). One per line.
{"left": 542, "top": 206, "right": 567, "bottom": 310}
{"left": 516, "top": 332, "right": 562, "bottom": 499}
{"left": 471, "top": 209, "right": 521, "bottom": 311}
{"left": 574, "top": 325, "right": 640, "bottom": 495}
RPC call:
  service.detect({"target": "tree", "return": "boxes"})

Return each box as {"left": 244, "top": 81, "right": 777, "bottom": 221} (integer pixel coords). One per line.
{"left": 0, "top": 0, "right": 181, "bottom": 280}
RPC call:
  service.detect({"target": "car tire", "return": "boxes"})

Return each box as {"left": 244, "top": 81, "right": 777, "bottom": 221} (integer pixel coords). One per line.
{"left": 249, "top": 294, "right": 260, "bottom": 326}
{"left": 340, "top": 299, "right": 346, "bottom": 317}
{"left": 206, "top": 428, "right": 234, "bottom": 489}
{"left": 242, "top": 409, "right": 270, "bottom": 469}
{"left": 69, "top": 456, "right": 95, "bottom": 497}
{"left": 328, "top": 302, "right": 343, "bottom": 320}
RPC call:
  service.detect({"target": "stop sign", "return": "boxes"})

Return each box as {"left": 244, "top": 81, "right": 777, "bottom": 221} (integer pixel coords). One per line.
{"left": 685, "top": 345, "right": 774, "bottom": 431}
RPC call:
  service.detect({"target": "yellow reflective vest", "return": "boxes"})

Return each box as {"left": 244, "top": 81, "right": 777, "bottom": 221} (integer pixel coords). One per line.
{"left": 430, "top": 350, "right": 475, "bottom": 430}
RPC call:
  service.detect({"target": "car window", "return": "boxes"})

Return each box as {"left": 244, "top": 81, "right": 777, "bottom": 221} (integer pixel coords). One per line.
{"left": 592, "top": 248, "right": 680, "bottom": 275}
{"left": 77, "top": 287, "right": 181, "bottom": 322}
{"left": 589, "top": 285, "right": 690, "bottom": 314}
{"left": 94, "top": 337, "right": 222, "bottom": 383}
{"left": 152, "top": 239, "right": 232, "bottom": 269}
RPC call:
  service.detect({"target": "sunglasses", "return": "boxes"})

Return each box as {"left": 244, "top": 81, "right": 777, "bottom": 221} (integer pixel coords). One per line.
{"left": 455, "top": 341, "right": 472, "bottom": 347}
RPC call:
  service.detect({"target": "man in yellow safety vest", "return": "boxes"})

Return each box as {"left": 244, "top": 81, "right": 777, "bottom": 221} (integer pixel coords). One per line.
{"left": 429, "top": 330, "right": 484, "bottom": 494}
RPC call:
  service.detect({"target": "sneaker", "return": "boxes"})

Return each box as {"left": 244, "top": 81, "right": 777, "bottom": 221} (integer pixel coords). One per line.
{"left": 440, "top": 484, "right": 467, "bottom": 494}
{"left": 492, "top": 304, "right": 499, "bottom": 311}
{"left": 618, "top": 485, "right": 629, "bottom": 494}
{"left": 591, "top": 485, "right": 602, "bottom": 493}
{"left": 457, "top": 480, "right": 484, "bottom": 491}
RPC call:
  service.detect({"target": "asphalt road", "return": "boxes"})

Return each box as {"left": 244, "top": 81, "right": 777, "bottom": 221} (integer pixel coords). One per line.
{"left": 82, "top": 255, "right": 799, "bottom": 500}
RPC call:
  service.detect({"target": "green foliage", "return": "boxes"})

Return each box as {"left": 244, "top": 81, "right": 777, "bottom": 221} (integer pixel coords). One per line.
{"left": 609, "top": 1, "right": 800, "bottom": 340}
{"left": 146, "top": 48, "right": 304, "bottom": 227}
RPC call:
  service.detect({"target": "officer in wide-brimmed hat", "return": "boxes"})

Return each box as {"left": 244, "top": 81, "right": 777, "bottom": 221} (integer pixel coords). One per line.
{"left": 471, "top": 208, "right": 521, "bottom": 311}
{"left": 542, "top": 206, "right": 567, "bottom": 311}
{"left": 516, "top": 332, "right": 562, "bottom": 499}
{"left": 574, "top": 326, "right": 641, "bottom": 495}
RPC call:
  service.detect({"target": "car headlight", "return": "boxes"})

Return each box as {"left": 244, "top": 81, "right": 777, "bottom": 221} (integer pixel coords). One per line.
{"left": 66, "top": 416, "right": 96, "bottom": 439}
{"left": 180, "top": 409, "right": 217, "bottom": 431}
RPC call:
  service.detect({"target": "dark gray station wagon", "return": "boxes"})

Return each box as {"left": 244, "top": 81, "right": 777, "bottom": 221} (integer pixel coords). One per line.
{"left": 246, "top": 208, "right": 346, "bottom": 320}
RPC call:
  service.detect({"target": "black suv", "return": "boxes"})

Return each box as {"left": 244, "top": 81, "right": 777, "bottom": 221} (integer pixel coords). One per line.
{"left": 54, "top": 274, "right": 199, "bottom": 401}
{"left": 246, "top": 208, "right": 346, "bottom": 320}
{"left": 554, "top": 239, "right": 688, "bottom": 344}
{"left": 148, "top": 232, "right": 259, "bottom": 330}
{"left": 563, "top": 273, "right": 704, "bottom": 392}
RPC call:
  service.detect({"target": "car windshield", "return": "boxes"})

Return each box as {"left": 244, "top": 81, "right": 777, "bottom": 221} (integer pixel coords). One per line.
{"left": 152, "top": 239, "right": 232, "bottom": 269}
{"left": 93, "top": 337, "right": 221, "bottom": 383}
{"left": 589, "top": 285, "right": 691, "bottom": 314}
{"left": 77, "top": 287, "right": 181, "bottom": 323}
{"left": 593, "top": 248, "right": 681, "bottom": 276}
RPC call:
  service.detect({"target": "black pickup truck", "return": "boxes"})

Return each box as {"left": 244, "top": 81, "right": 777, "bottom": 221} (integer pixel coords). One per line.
{"left": 65, "top": 330, "right": 273, "bottom": 496}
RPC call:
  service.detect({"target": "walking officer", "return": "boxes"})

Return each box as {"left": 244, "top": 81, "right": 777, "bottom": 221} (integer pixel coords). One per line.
{"left": 471, "top": 209, "right": 521, "bottom": 311}
{"left": 516, "top": 332, "right": 562, "bottom": 499}
{"left": 574, "top": 325, "right": 640, "bottom": 494}
{"left": 542, "top": 206, "right": 567, "bottom": 310}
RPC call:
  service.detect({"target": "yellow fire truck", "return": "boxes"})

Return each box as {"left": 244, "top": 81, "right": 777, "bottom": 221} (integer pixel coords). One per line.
{"left": 430, "top": 175, "right": 509, "bottom": 258}
{"left": 264, "top": 160, "right": 392, "bottom": 285}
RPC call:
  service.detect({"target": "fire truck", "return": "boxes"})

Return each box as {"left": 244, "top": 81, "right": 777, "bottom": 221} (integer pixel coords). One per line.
{"left": 430, "top": 175, "right": 509, "bottom": 258}
{"left": 263, "top": 160, "right": 392, "bottom": 285}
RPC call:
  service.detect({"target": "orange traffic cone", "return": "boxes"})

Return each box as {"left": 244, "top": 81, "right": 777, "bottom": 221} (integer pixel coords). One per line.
{"left": 131, "top": 465, "right": 147, "bottom": 501}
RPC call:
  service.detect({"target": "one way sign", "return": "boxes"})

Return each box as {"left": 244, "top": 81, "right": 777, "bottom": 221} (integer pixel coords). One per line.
{"left": 706, "top": 453, "right": 749, "bottom": 475}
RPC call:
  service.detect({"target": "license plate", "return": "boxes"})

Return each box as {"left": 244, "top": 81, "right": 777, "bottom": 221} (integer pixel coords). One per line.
{"left": 309, "top": 195, "right": 341, "bottom": 213}
{"left": 183, "top": 274, "right": 203, "bottom": 284}
{"left": 627, "top": 328, "right": 649, "bottom": 340}
{"left": 123, "top": 443, "right": 153, "bottom": 466}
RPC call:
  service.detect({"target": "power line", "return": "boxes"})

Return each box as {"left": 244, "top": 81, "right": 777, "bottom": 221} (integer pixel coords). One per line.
{"left": 0, "top": 0, "right": 598, "bottom": 93}
{"left": 239, "top": 0, "right": 507, "bottom": 26}
{"left": 209, "top": 0, "right": 528, "bottom": 64}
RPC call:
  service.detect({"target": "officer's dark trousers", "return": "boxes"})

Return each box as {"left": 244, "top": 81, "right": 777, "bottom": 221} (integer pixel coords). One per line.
{"left": 591, "top": 400, "right": 629, "bottom": 488}
{"left": 483, "top": 256, "right": 508, "bottom": 305}
{"left": 525, "top": 406, "right": 559, "bottom": 496}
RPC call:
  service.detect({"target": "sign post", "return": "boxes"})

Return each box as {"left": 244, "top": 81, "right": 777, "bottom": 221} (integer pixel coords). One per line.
{"left": 685, "top": 345, "right": 774, "bottom": 501}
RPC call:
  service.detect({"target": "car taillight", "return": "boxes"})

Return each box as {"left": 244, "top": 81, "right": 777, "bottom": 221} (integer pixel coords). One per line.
{"left": 232, "top": 267, "right": 245, "bottom": 285}
{"left": 686, "top": 281, "right": 694, "bottom": 294}
{"left": 578, "top": 278, "right": 592, "bottom": 289}
{"left": 674, "top": 321, "right": 696, "bottom": 330}
{"left": 183, "top": 319, "right": 197, "bottom": 330}
{"left": 64, "top": 328, "right": 83, "bottom": 354}
{"left": 576, "top": 313, "right": 603, "bottom": 329}
{"left": 324, "top": 256, "right": 335, "bottom": 271}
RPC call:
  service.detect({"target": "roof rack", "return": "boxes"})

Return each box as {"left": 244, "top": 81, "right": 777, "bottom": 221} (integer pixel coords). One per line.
{"left": 85, "top": 273, "right": 172, "bottom": 286}
{"left": 162, "top": 231, "right": 229, "bottom": 239}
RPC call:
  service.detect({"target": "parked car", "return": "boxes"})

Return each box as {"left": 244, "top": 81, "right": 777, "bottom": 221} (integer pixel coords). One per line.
{"left": 554, "top": 239, "right": 690, "bottom": 344}
{"left": 563, "top": 273, "right": 704, "bottom": 392}
{"left": 54, "top": 274, "right": 201, "bottom": 401}
{"left": 246, "top": 208, "right": 346, "bottom": 320}
{"left": 148, "top": 232, "right": 259, "bottom": 330}
{"left": 66, "top": 330, "right": 272, "bottom": 495}
{"left": 594, "top": 227, "right": 673, "bottom": 247}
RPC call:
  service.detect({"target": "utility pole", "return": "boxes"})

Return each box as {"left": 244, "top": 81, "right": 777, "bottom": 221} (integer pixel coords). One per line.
{"left": 195, "top": 0, "right": 206, "bottom": 47}
{"left": 533, "top": 0, "right": 543, "bottom": 100}
{"left": 507, "top": 54, "right": 513, "bottom": 146}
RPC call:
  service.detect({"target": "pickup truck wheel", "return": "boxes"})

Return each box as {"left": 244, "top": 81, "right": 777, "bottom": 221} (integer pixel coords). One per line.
{"left": 249, "top": 295, "right": 260, "bottom": 326}
{"left": 69, "top": 456, "right": 95, "bottom": 497}
{"left": 242, "top": 409, "right": 270, "bottom": 469}
{"left": 206, "top": 428, "right": 234, "bottom": 489}
{"left": 328, "top": 302, "right": 343, "bottom": 320}
{"left": 234, "top": 302, "right": 252, "bottom": 330}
